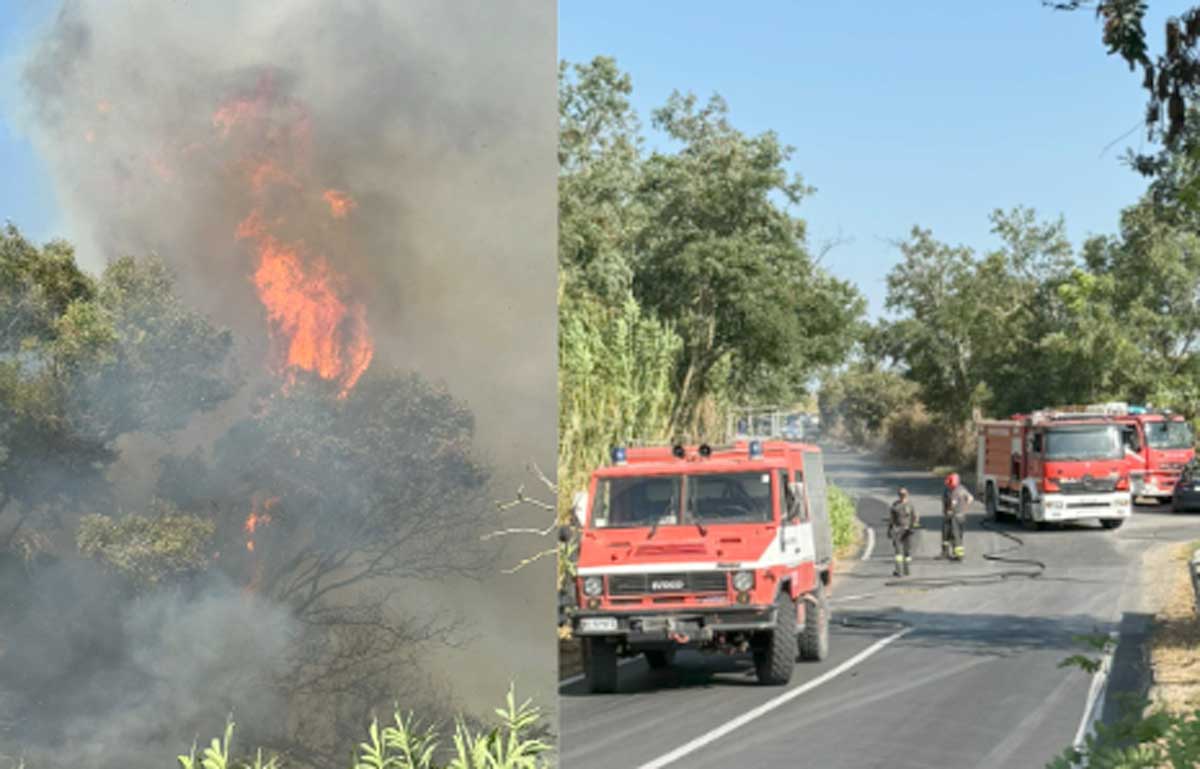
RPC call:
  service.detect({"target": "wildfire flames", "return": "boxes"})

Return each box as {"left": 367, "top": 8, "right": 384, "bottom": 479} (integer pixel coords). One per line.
{"left": 244, "top": 494, "right": 279, "bottom": 553}
{"left": 214, "top": 77, "right": 374, "bottom": 396}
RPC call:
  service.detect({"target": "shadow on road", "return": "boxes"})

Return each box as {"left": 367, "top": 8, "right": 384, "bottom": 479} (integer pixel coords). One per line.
{"left": 838, "top": 607, "right": 1121, "bottom": 659}
{"left": 559, "top": 623, "right": 894, "bottom": 697}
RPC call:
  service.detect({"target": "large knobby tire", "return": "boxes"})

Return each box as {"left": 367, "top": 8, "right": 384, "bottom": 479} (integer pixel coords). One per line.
{"left": 584, "top": 638, "right": 618, "bottom": 694}
{"left": 643, "top": 649, "right": 675, "bottom": 670}
{"left": 754, "top": 590, "right": 798, "bottom": 685}
{"left": 1100, "top": 518, "right": 1125, "bottom": 530}
{"left": 798, "top": 578, "right": 830, "bottom": 662}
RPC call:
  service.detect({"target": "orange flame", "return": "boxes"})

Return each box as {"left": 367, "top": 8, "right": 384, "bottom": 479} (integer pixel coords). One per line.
{"left": 244, "top": 495, "right": 278, "bottom": 553}
{"left": 323, "top": 189, "right": 355, "bottom": 219}
{"left": 216, "top": 84, "right": 374, "bottom": 396}
{"left": 213, "top": 97, "right": 263, "bottom": 137}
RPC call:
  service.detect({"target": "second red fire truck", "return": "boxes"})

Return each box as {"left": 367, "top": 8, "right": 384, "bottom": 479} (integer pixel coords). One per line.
{"left": 977, "top": 409, "right": 1133, "bottom": 529}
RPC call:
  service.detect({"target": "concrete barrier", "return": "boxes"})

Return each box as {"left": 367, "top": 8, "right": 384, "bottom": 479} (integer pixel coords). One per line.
{"left": 1191, "top": 547, "right": 1200, "bottom": 614}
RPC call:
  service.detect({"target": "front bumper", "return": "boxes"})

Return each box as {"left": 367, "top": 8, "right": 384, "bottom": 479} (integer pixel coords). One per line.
{"left": 1039, "top": 492, "right": 1132, "bottom": 522}
{"left": 571, "top": 605, "right": 777, "bottom": 643}
{"left": 1132, "top": 477, "right": 1179, "bottom": 498}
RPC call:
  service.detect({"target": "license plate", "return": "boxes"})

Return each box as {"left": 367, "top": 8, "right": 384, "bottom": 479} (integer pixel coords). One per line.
{"left": 580, "top": 617, "right": 618, "bottom": 633}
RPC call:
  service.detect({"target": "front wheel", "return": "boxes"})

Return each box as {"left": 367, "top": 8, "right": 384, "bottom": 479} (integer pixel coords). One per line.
{"left": 1100, "top": 518, "right": 1125, "bottom": 530}
{"left": 584, "top": 638, "right": 619, "bottom": 693}
{"left": 754, "top": 590, "right": 798, "bottom": 685}
{"left": 798, "top": 578, "right": 830, "bottom": 662}
{"left": 1020, "top": 491, "right": 1036, "bottom": 531}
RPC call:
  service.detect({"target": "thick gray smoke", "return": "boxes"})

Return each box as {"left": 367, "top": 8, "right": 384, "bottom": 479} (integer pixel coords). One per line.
{"left": 6, "top": 0, "right": 556, "bottom": 759}
{"left": 0, "top": 564, "right": 296, "bottom": 768}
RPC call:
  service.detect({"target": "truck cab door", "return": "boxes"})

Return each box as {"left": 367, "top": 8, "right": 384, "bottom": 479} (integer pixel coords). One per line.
{"left": 1027, "top": 431, "right": 1044, "bottom": 482}
{"left": 781, "top": 472, "right": 805, "bottom": 559}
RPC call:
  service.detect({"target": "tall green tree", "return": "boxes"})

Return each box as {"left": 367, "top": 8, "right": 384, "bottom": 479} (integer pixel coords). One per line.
{"left": 882, "top": 208, "right": 1083, "bottom": 423}
{"left": 635, "top": 92, "right": 862, "bottom": 432}
{"left": 0, "top": 224, "right": 237, "bottom": 542}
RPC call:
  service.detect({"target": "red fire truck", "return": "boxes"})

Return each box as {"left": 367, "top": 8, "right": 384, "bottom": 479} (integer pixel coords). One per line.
{"left": 570, "top": 440, "right": 835, "bottom": 693}
{"left": 976, "top": 410, "right": 1132, "bottom": 530}
{"left": 1112, "top": 408, "right": 1195, "bottom": 502}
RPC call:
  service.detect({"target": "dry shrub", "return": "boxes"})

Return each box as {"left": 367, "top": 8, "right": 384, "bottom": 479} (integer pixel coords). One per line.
{"left": 884, "top": 403, "right": 973, "bottom": 468}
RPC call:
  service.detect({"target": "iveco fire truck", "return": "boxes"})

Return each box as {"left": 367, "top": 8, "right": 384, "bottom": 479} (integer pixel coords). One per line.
{"left": 977, "top": 409, "right": 1132, "bottom": 530}
{"left": 570, "top": 440, "right": 835, "bottom": 693}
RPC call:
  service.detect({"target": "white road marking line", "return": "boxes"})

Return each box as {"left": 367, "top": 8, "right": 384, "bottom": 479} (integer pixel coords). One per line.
{"left": 863, "top": 526, "right": 875, "bottom": 561}
{"left": 635, "top": 626, "right": 913, "bottom": 769}
{"left": 1072, "top": 632, "right": 1118, "bottom": 754}
{"left": 830, "top": 593, "right": 875, "bottom": 603}
{"left": 558, "top": 656, "right": 640, "bottom": 688}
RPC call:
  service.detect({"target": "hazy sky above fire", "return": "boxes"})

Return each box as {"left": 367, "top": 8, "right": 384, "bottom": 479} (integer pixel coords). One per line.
{"left": 0, "top": 2, "right": 1191, "bottom": 318}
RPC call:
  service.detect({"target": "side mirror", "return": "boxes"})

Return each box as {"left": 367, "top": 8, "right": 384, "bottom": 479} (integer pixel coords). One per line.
{"left": 571, "top": 490, "right": 588, "bottom": 528}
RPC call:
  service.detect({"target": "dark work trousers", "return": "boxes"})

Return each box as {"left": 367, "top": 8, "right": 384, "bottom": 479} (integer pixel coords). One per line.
{"left": 945, "top": 514, "right": 965, "bottom": 560}
{"left": 890, "top": 529, "right": 913, "bottom": 575}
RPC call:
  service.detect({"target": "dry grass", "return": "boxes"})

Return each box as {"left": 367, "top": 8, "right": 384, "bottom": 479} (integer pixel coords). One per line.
{"left": 1148, "top": 542, "right": 1200, "bottom": 713}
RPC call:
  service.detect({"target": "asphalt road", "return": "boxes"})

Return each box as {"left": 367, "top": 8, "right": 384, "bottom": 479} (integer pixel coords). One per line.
{"left": 558, "top": 446, "right": 1200, "bottom": 769}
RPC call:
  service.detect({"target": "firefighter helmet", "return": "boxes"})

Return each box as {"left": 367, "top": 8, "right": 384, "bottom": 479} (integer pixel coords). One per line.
{"left": 945, "top": 472, "right": 960, "bottom": 489}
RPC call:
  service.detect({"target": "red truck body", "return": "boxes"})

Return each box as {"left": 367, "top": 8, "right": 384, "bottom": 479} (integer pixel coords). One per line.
{"left": 1112, "top": 412, "right": 1195, "bottom": 501}
{"left": 976, "top": 410, "right": 1132, "bottom": 528}
{"left": 570, "top": 440, "right": 835, "bottom": 691}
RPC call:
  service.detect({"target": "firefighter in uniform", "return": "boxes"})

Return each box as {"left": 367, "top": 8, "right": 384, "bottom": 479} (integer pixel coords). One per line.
{"left": 888, "top": 487, "right": 919, "bottom": 577}
{"left": 942, "top": 473, "right": 972, "bottom": 561}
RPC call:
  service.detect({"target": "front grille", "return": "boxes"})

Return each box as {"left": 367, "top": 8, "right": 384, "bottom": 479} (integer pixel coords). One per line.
{"left": 1057, "top": 476, "right": 1117, "bottom": 494}
{"left": 608, "top": 572, "right": 729, "bottom": 596}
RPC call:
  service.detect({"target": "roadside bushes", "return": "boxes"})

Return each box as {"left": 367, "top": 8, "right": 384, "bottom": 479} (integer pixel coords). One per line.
{"left": 827, "top": 483, "right": 857, "bottom": 554}
{"left": 175, "top": 686, "right": 551, "bottom": 769}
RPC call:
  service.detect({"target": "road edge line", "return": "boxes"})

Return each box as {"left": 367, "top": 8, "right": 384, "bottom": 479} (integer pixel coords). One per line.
{"left": 635, "top": 626, "right": 913, "bottom": 769}
{"left": 1072, "top": 631, "right": 1119, "bottom": 757}
{"left": 863, "top": 525, "right": 875, "bottom": 561}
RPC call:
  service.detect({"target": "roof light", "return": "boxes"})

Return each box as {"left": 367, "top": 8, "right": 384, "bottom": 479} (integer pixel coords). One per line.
{"left": 611, "top": 446, "right": 627, "bottom": 466}
{"left": 699, "top": 444, "right": 712, "bottom": 458}
{"left": 749, "top": 440, "right": 763, "bottom": 460}
{"left": 672, "top": 444, "right": 686, "bottom": 459}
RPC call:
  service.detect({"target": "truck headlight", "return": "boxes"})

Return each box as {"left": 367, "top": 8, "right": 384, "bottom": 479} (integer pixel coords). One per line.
{"left": 583, "top": 576, "right": 603, "bottom": 597}
{"left": 732, "top": 571, "right": 755, "bottom": 591}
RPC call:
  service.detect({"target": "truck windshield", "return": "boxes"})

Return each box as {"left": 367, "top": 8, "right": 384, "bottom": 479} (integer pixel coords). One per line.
{"left": 591, "top": 476, "right": 681, "bottom": 528}
{"left": 1044, "top": 426, "right": 1122, "bottom": 461}
{"left": 686, "top": 472, "right": 773, "bottom": 523}
{"left": 1145, "top": 420, "right": 1194, "bottom": 450}
{"left": 590, "top": 472, "right": 775, "bottom": 528}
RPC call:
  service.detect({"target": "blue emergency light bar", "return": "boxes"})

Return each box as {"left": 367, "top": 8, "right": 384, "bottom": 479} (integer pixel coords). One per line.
{"left": 749, "top": 440, "right": 763, "bottom": 459}
{"left": 611, "top": 446, "right": 627, "bottom": 465}
{"left": 1128, "top": 405, "right": 1148, "bottom": 414}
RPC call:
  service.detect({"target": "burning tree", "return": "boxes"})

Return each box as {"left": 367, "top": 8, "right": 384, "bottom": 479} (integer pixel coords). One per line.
{"left": 154, "top": 368, "right": 496, "bottom": 760}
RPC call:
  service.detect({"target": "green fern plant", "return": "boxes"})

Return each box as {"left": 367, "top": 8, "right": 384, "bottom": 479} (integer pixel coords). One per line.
{"left": 164, "top": 686, "right": 550, "bottom": 769}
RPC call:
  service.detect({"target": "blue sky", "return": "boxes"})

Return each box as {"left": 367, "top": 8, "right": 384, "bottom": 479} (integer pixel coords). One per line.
{"left": 0, "top": 0, "right": 59, "bottom": 244}
{"left": 559, "top": 1, "right": 1191, "bottom": 316}
{"left": 0, "top": 2, "right": 1190, "bottom": 318}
